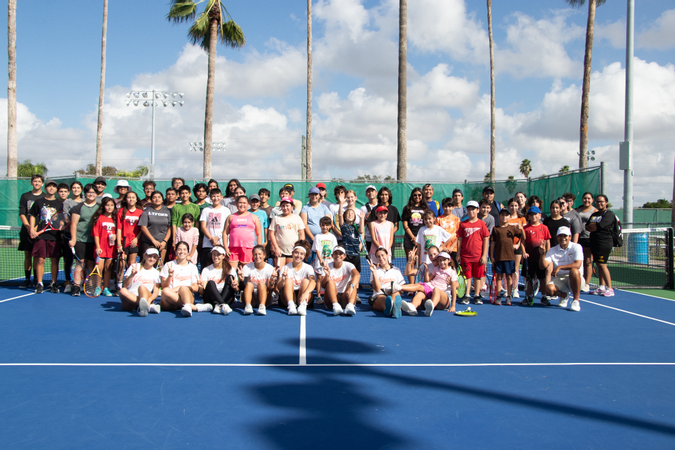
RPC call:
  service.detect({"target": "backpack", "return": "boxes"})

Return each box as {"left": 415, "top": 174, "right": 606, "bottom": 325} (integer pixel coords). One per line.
{"left": 606, "top": 211, "right": 623, "bottom": 248}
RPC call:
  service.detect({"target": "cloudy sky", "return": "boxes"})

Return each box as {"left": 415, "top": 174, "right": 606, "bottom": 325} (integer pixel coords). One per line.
{"left": 1, "top": 0, "right": 674, "bottom": 206}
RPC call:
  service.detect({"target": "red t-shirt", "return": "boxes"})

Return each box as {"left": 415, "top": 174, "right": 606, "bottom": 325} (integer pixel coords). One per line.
{"left": 523, "top": 223, "right": 552, "bottom": 254}
{"left": 92, "top": 215, "right": 117, "bottom": 259}
{"left": 116, "top": 207, "right": 143, "bottom": 247}
{"left": 458, "top": 220, "right": 489, "bottom": 262}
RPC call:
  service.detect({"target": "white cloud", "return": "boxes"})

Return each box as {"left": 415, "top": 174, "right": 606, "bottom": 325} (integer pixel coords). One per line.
{"left": 638, "top": 9, "right": 675, "bottom": 50}
{"left": 496, "top": 12, "right": 584, "bottom": 79}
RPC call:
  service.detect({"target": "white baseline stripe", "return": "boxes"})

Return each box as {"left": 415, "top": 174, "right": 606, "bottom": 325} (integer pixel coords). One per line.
{"left": 618, "top": 289, "right": 675, "bottom": 303}
{"left": 0, "top": 362, "right": 674, "bottom": 368}
{"left": 581, "top": 298, "right": 675, "bottom": 326}
{"left": 299, "top": 315, "right": 306, "bottom": 365}
{"left": 0, "top": 293, "right": 34, "bottom": 303}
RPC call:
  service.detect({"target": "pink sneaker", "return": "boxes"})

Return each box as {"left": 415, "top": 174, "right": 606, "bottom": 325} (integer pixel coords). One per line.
{"left": 593, "top": 286, "right": 606, "bottom": 295}
{"left": 602, "top": 288, "right": 615, "bottom": 297}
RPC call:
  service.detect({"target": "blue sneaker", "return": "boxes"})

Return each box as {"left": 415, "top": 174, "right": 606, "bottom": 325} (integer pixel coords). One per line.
{"left": 384, "top": 295, "right": 393, "bottom": 317}
{"left": 392, "top": 296, "right": 402, "bottom": 319}
{"left": 101, "top": 287, "right": 113, "bottom": 297}
{"left": 94, "top": 286, "right": 102, "bottom": 296}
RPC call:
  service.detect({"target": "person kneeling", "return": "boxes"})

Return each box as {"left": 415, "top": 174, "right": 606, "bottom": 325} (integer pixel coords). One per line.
{"left": 539, "top": 226, "right": 585, "bottom": 312}
{"left": 322, "top": 246, "right": 361, "bottom": 316}
{"left": 278, "top": 245, "right": 316, "bottom": 316}
{"left": 240, "top": 245, "right": 277, "bottom": 315}
{"left": 118, "top": 248, "right": 162, "bottom": 317}
{"left": 160, "top": 241, "right": 212, "bottom": 317}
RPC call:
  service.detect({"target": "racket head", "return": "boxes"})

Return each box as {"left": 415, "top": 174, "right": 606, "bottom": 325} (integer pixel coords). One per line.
{"left": 84, "top": 266, "right": 103, "bottom": 297}
{"left": 489, "top": 274, "right": 497, "bottom": 304}
{"left": 414, "top": 263, "right": 426, "bottom": 285}
{"left": 454, "top": 310, "right": 477, "bottom": 317}
{"left": 456, "top": 275, "right": 467, "bottom": 299}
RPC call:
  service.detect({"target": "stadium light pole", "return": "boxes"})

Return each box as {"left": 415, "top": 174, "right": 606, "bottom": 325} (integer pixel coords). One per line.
{"left": 189, "top": 142, "right": 226, "bottom": 153}
{"left": 620, "top": 0, "right": 634, "bottom": 228}
{"left": 126, "top": 90, "right": 184, "bottom": 180}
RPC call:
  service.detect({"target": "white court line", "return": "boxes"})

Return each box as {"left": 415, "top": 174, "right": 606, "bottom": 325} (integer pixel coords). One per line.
{"left": 581, "top": 298, "right": 675, "bottom": 327}
{"left": 0, "top": 293, "right": 34, "bottom": 303}
{"left": 618, "top": 289, "right": 675, "bottom": 303}
{"left": 0, "top": 362, "right": 674, "bottom": 368}
{"left": 299, "top": 315, "right": 307, "bottom": 365}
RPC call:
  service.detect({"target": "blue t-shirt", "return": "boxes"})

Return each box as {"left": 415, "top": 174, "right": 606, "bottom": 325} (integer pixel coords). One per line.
{"left": 301, "top": 203, "right": 332, "bottom": 239}
{"left": 249, "top": 209, "right": 269, "bottom": 245}
{"left": 340, "top": 222, "right": 360, "bottom": 257}
{"left": 427, "top": 200, "right": 443, "bottom": 217}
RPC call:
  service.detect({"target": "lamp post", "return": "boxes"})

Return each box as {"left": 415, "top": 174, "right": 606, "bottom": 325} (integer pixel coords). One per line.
{"left": 126, "top": 90, "right": 184, "bottom": 180}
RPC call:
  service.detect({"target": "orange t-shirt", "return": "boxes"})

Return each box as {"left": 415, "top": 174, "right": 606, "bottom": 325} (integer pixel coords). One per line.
{"left": 436, "top": 214, "right": 460, "bottom": 252}
{"left": 508, "top": 216, "right": 526, "bottom": 247}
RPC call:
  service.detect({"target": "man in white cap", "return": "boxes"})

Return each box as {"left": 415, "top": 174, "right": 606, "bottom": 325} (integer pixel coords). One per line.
{"left": 539, "top": 226, "right": 585, "bottom": 311}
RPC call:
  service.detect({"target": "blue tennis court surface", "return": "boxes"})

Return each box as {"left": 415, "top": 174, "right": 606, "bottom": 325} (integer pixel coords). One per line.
{"left": 1, "top": 286, "right": 675, "bottom": 449}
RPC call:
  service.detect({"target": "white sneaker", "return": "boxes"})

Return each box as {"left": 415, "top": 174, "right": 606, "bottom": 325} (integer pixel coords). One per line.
{"left": 581, "top": 284, "right": 590, "bottom": 293}
{"left": 511, "top": 288, "right": 520, "bottom": 298}
{"left": 287, "top": 301, "right": 297, "bottom": 315}
{"left": 333, "top": 303, "right": 343, "bottom": 316}
{"left": 257, "top": 304, "right": 267, "bottom": 315}
{"left": 197, "top": 303, "right": 213, "bottom": 313}
{"left": 213, "top": 304, "right": 222, "bottom": 314}
{"left": 244, "top": 304, "right": 254, "bottom": 315}
{"left": 138, "top": 298, "right": 149, "bottom": 317}
{"left": 593, "top": 285, "right": 606, "bottom": 295}
{"left": 221, "top": 303, "right": 232, "bottom": 315}
{"left": 392, "top": 282, "right": 403, "bottom": 292}
{"left": 149, "top": 303, "right": 161, "bottom": 314}
{"left": 570, "top": 299, "right": 581, "bottom": 312}
{"left": 181, "top": 304, "right": 193, "bottom": 317}
{"left": 424, "top": 299, "right": 434, "bottom": 317}
{"left": 297, "top": 301, "right": 307, "bottom": 316}
{"left": 558, "top": 296, "right": 568, "bottom": 308}
{"left": 401, "top": 301, "right": 418, "bottom": 316}
{"left": 64, "top": 283, "right": 72, "bottom": 293}
{"left": 345, "top": 303, "right": 356, "bottom": 316}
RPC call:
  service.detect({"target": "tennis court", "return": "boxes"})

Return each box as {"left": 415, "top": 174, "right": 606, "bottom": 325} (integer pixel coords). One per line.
{"left": 1, "top": 284, "right": 674, "bottom": 449}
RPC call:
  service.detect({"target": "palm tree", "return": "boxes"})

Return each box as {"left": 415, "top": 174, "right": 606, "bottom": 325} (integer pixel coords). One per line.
{"left": 487, "top": 0, "right": 496, "bottom": 182}
{"left": 566, "top": 0, "right": 606, "bottom": 169}
{"left": 17, "top": 160, "right": 48, "bottom": 178}
{"left": 305, "top": 0, "right": 313, "bottom": 181}
{"left": 519, "top": 159, "right": 532, "bottom": 179}
{"left": 6, "top": 0, "right": 17, "bottom": 177}
{"left": 397, "top": 0, "right": 407, "bottom": 181}
{"left": 167, "top": 0, "right": 245, "bottom": 180}
{"left": 559, "top": 165, "right": 571, "bottom": 173}
{"left": 95, "top": 0, "right": 108, "bottom": 176}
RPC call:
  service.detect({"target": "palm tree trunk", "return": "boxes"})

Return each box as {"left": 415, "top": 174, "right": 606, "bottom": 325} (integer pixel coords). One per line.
{"left": 95, "top": 0, "right": 108, "bottom": 177}
{"left": 203, "top": 18, "right": 218, "bottom": 180}
{"left": 6, "top": 0, "right": 17, "bottom": 178}
{"left": 305, "top": 0, "right": 313, "bottom": 181}
{"left": 579, "top": 0, "right": 596, "bottom": 169}
{"left": 488, "top": 0, "right": 495, "bottom": 182}
{"left": 397, "top": 0, "right": 407, "bottom": 182}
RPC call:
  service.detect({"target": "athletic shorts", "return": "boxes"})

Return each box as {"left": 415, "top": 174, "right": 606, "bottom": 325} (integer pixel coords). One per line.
{"left": 461, "top": 260, "right": 485, "bottom": 279}
{"left": 578, "top": 237, "right": 591, "bottom": 248}
{"left": 493, "top": 260, "right": 516, "bottom": 275}
{"left": 18, "top": 226, "right": 35, "bottom": 251}
{"left": 592, "top": 245, "right": 612, "bottom": 264}
{"left": 74, "top": 242, "right": 96, "bottom": 262}
{"left": 549, "top": 275, "right": 587, "bottom": 294}
{"left": 229, "top": 247, "right": 253, "bottom": 264}
{"left": 32, "top": 239, "right": 60, "bottom": 259}
{"left": 514, "top": 246, "right": 523, "bottom": 256}
{"left": 344, "top": 254, "right": 361, "bottom": 273}
{"left": 123, "top": 246, "right": 140, "bottom": 256}
{"left": 526, "top": 255, "right": 547, "bottom": 280}
{"left": 403, "top": 234, "right": 417, "bottom": 250}
{"left": 421, "top": 283, "right": 434, "bottom": 298}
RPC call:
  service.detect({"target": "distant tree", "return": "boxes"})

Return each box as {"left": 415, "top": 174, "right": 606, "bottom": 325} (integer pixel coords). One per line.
{"left": 75, "top": 163, "right": 117, "bottom": 177}
{"left": 484, "top": 172, "right": 491, "bottom": 182}
{"left": 351, "top": 174, "right": 395, "bottom": 183}
{"left": 642, "top": 199, "right": 672, "bottom": 209}
{"left": 116, "top": 165, "right": 149, "bottom": 179}
{"left": 17, "top": 160, "right": 48, "bottom": 177}
{"left": 519, "top": 159, "right": 532, "bottom": 179}
{"left": 505, "top": 175, "right": 517, "bottom": 194}
{"left": 559, "top": 165, "right": 571, "bottom": 174}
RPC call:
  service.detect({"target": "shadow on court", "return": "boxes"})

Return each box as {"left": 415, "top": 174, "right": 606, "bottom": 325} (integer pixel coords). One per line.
{"left": 250, "top": 338, "right": 675, "bottom": 449}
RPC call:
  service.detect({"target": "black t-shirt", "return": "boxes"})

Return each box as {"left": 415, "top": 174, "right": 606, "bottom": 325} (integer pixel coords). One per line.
{"left": 28, "top": 197, "right": 64, "bottom": 241}
{"left": 543, "top": 216, "right": 570, "bottom": 246}
{"left": 588, "top": 210, "right": 615, "bottom": 247}
{"left": 19, "top": 191, "right": 44, "bottom": 219}
{"left": 401, "top": 206, "right": 427, "bottom": 238}
{"left": 488, "top": 200, "right": 501, "bottom": 224}
{"left": 367, "top": 205, "right": 401, "bottom": 231}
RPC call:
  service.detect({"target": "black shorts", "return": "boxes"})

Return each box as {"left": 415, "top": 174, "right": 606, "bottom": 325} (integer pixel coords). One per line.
{"left": 18, "top": 226, "right": 35, "bottom": 251}
{"left": 403, "top": 234, "right": 417, "bottom": 250}
{"left": 592, "top": 244, "right": 612, "bottom": 264}
{"left": 579, "top": 237, "right": 592, "bottom": 248}
{"left": 123, "top": 246, "right": 140, "bottom": 256}
{"left": 74, "top": 242, "right": 95, "bottom": 262}
{"left": 344, "top": 253, "right": 361, "bottom": 273}
{"left": 526, "top": 255, "right": 547, "bottom": 280}
{"left": 514, "top": 246, "right": 523, "bottom": 256}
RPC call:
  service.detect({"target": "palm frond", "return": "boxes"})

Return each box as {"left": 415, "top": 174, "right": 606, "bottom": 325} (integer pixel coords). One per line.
{"left": 167, "top": 1, "right": 201, "bottom": 23}
{"left": 219, "top": 20, "right": 245, "bottom": 48}
{"left": 188, "top": 15, "right": 211, "bottom": 48}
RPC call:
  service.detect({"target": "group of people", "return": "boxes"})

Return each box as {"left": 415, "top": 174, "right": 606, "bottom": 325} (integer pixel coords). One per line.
{"left": 17, "top": 174, "right": 618, "bottom": 318}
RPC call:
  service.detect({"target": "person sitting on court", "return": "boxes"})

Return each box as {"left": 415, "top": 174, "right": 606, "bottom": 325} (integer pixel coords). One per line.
{"left": 239, "top": 245, "right": 277, "bottom": 315}
{"left": 322, "top": 246, "right": 360, "bottom": 316}
{"left": 367, "top": 246, "right": 406, "bottom": 318}
{"left": 539, "top": 226, "right": 585, "bottom": 312}
{"left": 277, "top": 245, "right": 316, "bottom": 316}
{"left": 118, "top": 248, "right": 162, "bottom": 317}
{"left": 396, "top": 249, "right": 457, "bottom": 316}
{"left": 199, "top": 245, "right": 238, "bottom": 315}
{"left": 160, "top": 241, "right": 212, "bottom": 317}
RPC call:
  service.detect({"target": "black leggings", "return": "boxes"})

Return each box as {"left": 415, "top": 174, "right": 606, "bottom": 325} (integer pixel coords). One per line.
{"left": 202, "top": 278, "right": 236, "bottom": 306}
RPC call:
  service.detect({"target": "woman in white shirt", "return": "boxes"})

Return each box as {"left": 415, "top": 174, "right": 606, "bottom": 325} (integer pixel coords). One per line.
{"left": 277, "top": 245, "right": 316, "bottom": 316}
{"left": 118, "top": 248, "right": 162, "bottom": 317}
{"left": 322, "top": 246, "right": 360, "bottom": 316}
{"left": 368, "top": 247, "right": 406, "bottom": 318}
{"left": 241, "top": 245, "right": 277, "bottom": 316}
{"left": 199, "top": 245, "right": 238, "bottom": 315}
{"left": 160, "top": 241, "right": 210, "bottom": 317}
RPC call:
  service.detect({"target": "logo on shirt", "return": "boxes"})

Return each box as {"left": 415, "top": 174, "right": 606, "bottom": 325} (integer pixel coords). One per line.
{"left": 463, "top": 227, "right": 481, "bottom": 237}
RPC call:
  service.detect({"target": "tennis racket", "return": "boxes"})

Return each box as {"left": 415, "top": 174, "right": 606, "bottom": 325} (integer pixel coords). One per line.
{"left": 489, "top": 272, "right": 498, "bottom": 304}
{"left": 454, "top": 307, "right": 477, "bottom": 317}
{"left": 415, "top": 262, "right": 427, "bottom": 285}
{"left": 456, "top": 263, "right": 467, "bottom": 299}
{"left": 35, "top": 211, "right": 64, "bottom": 237}
{"left": 114, "top": 237, "right": 125, "bottom": 288}
{"left": 358, "top": 233, "right": 370, "bottom": 265}
{"left": 84, "top": 260, "right": 103, "bottom": 298}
